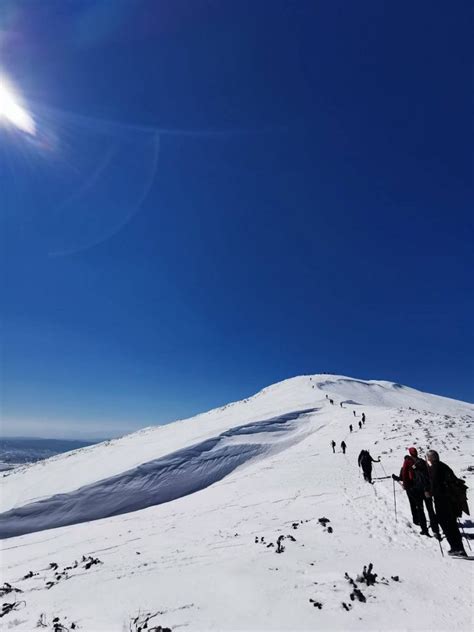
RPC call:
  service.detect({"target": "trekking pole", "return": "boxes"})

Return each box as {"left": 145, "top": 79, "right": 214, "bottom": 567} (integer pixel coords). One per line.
{"left": 438, "top": 537, "right": 444, "bottom": 557}
{"left": 379, "top": 460, "right": 388, "bottom": 477}
{"left": 392, "top": 479, "right": 398, "bottom": 522}
{"left": 458, "top": 519, "right": 472, "bottom": 551}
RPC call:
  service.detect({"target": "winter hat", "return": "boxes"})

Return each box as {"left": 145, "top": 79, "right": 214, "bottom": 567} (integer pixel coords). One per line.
{"left": 408, "top": 447, "right": 418, "bottom": 457}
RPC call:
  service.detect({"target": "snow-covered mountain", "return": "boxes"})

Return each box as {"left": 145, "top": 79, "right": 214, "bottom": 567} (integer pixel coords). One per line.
{"left": 1, "top": 375, "right": 472, "bottom": 631}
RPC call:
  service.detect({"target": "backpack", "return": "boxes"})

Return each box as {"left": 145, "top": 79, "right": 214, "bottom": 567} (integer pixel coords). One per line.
{"left": 412, "top": 458, "right": 430, "bottom": 493}
{"left": 446, "top": 477, "right": 470, "bottom": 518}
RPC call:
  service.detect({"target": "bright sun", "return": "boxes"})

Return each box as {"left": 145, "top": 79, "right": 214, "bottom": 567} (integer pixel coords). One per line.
{"left": 0, "top": 75, "right": 36, "bottom": 136}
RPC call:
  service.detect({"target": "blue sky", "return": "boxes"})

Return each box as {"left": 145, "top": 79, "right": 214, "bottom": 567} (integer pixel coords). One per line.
{"left": 1, "top": 1, "right": 472, "bottom": 439}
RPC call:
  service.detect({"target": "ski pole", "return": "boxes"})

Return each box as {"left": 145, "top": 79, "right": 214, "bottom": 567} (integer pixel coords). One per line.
{"left": 458, "top": 519, "right": 472, "bottom": 551}
{"left": 392, "top": 479, "right": 398, "bottom": 522}
{"left": 379, "top": 460, "right": 387, "bottom": 477}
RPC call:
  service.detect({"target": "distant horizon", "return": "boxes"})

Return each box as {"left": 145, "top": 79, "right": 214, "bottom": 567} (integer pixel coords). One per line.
{"left": 0, "top": 436, "right": 100, "bottom": 444}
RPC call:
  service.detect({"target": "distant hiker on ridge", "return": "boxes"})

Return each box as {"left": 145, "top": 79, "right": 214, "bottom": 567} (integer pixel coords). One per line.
{"left": 358, "top": 421, "right": 362, "bottom": 430}
{"left": 353, "top": 410, "right": 356, "bottom": 417}
{"left": 329, "top": 398, "right": 334, "bottom": 405}
{"left": 331, "top": 440, "right": 336, "bottom": 453}
{"left": 340, "top": 402, "right": 343, "bottom": 408}
{"left": 426, "top": 450, "right": 468, "bottom": 557}
{"left": 341, "top": 441, "right": 347, "bottom": 454}
{"left": 362, "top": 413, "right": 366, "bottom": 423}
{"left": 358, "top": 450, "right": 380, "bottom": 484}
{"left": 349, "top": 424, "right": 353, "bottom": 433}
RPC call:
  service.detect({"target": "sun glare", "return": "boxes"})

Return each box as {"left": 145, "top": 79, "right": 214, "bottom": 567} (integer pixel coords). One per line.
{"left": 0, "top": 75, "right": 36, "bottom": 136}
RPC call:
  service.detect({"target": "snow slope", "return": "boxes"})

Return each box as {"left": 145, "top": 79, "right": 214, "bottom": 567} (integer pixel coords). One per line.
{"left": 1, "top": 374, "right": 473, "bottom": 631}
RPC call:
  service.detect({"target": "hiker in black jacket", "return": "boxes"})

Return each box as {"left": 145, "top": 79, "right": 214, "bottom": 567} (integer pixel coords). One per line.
{"left": 411, "top": 448, "right": 440, "bottom": 537}
{"left": 341, "top": 441, "right": 347, "bottom": 454}
{"left": 358, "top": 450, "right": 380, "bottom": 484}
{"left": 426, "top": 450, "right": 467, "bottom": 556}
{"left": 331, "top": 440, "right": 336, "bottom": 454}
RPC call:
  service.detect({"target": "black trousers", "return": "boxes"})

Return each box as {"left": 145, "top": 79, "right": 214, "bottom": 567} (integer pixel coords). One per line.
{"left": 407, "top": 491, "right": 419, "bottom": 523}
{"left": 362, "top": 467, "right": 372, "bottom": 483}
{"left": 434, "top": 497, "right": 463, "bottom": 551}
{"left": 407, "top": 490, "right": 427, "bottom": 531}
{"left": 424, "top": 496, "right": 439, "bottom": 534}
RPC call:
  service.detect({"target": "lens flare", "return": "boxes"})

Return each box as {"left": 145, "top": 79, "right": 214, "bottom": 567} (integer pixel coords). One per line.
{"left": 0, "top": 74, "right": 36, "bottom": 136}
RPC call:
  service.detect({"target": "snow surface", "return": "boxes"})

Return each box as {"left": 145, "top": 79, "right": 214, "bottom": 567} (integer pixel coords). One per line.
{"left": 0, "top": 374, "right": 473, "bottom": 631}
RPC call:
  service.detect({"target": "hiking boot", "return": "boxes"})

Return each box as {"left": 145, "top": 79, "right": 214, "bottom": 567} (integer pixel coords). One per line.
{"left": 420, "top": 529, "right": 430, "bottom": 536}
{"left": 448, "top": 549, "right": 467, "bottom": 557}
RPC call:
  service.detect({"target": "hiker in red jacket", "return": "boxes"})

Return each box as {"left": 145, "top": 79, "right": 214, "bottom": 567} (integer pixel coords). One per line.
{"left": 393, "top": 448, "right": 431, "bottom": 536}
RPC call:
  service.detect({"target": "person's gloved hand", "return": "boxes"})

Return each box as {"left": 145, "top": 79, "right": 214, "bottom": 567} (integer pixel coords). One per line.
{"left": 391, "top": 474, "right": 399, "bottom": 481}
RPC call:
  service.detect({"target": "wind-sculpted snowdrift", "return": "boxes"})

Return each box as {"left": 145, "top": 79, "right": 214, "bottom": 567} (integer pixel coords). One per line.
{"left": 0, "top": 408, "right": 316, "bottom": 539}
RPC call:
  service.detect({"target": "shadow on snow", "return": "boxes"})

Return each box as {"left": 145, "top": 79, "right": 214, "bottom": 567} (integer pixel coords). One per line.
{"left": 0, "top": 408, "right": 317, "bottom": 539}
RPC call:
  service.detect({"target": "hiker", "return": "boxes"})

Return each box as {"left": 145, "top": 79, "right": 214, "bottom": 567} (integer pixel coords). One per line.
{"left": 349, "top": 424, "right": 353, "bottom": 432}
{"left": 353, "top": 410, "right": 356, "bottom": 417}
{"left": 392, "top": 448, "right": 433, "bottom": 537}
{"left": 362, "top": 413, "right": 366, "bottom": 423}
{"left": 341, "top": 441, "right": 347, "bottom": 454}
{"left": 411, "top": 447, "right": 440, "bottom": 537}
{"left": 425, "top": 450, "right": 468, "bottom": 557}
{"left": 325, "top": 394, "right": 328, "bottom": 399}
{"left": 358, "top": 450, "right": 380, "bottom": 484}
{"left": 329, "top": 398, "right": 334, "bottom": 405}
{"left": 331, "top": 440, "right": 336, "bottom": 454}
{"left": 358, "top": 420, "right": 362, "bottom": 429}
{"left": 392, "top": 456, "right": 419, "bottom": 525}
{"left": 340, "top": 402, "right": 343, "bottom": 408}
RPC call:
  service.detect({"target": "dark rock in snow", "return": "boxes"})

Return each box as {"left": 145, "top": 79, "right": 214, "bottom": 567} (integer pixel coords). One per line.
{"left": 357, "top": 563, "right": 377, "bottom": 586}
{"left": 276, "top": 536, "right": 285, "bottom": 554}
{"left": 0, "top": 583, "right": 22, "bottom": 597}
{"left": 1, "top": 601, "right": 25, "bottom": 618}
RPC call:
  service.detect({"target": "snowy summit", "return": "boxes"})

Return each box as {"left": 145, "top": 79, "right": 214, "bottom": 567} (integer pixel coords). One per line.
{"left": 1, "top": 374, "right": 473, "bottom": 631}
